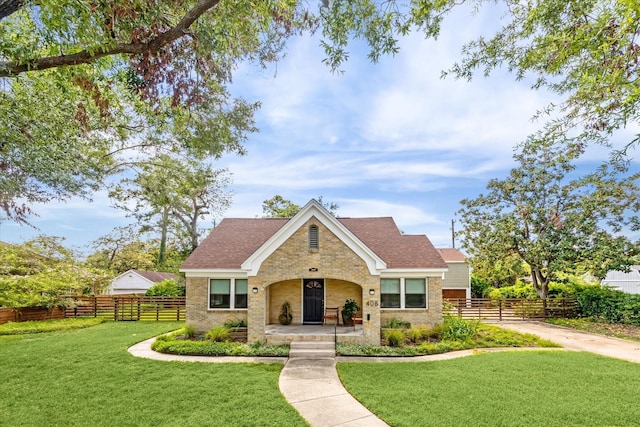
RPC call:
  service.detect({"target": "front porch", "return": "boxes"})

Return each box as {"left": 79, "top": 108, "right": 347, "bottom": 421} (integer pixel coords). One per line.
{"left": 264, "top": 323, "right": 365, "bottom": 345}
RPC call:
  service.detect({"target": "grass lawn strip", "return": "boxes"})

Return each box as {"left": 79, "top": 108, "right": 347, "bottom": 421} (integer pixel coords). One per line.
{"left": 0, "top": 317, "right": 106, "bottom": 335}
{"left": 338, "top": 351, "right": 640, "bottom": 427}
{"left": 0, "top": 321, "right": 308, "bottom": 427}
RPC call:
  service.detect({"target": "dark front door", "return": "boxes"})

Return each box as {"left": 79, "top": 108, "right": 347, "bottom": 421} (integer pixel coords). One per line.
{"left": 303, "top": 279, "right": 324, "bottom": 324}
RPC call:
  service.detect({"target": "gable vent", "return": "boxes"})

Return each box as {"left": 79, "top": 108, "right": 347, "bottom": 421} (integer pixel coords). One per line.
{"left": 309, "top": 225, "right": 319, "bottom": 249}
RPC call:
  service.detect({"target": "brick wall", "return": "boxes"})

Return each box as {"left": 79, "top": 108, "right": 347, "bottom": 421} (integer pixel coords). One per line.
{"left": 380, "top": 277, "right": 443, "bottom": 327}
{"left": 185, "top": 277, "right": 247, "bottom": 332}
{"left": 247, "top": 218, "right": 380, "bottom": 344}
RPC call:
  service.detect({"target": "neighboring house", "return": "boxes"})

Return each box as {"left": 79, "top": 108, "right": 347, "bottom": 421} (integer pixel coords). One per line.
{"left": 438, "top": 248, "right": 471, "bottom": 299}
{"left": 180, "top": 199, "right": 448, "bottom": 345}
{"left": 108, "top": 270, "right": 179, "bottom": 295}
{"left": 601, "top": 266, "right": 640, "bottom": 294}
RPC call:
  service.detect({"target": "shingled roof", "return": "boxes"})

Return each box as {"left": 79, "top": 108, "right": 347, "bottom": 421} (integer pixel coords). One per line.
{"left": 437, "top": 248, "right": 467, "bottom": 263}
{"left": 132, "top": 270, "right": 180, "bottom": 283}
{"left": 181, "top": 215, "right": 446, "bottom": 270}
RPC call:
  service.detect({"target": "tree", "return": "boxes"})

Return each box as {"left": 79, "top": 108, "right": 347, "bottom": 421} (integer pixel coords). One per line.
{"left": 469, "top": 253, "right": 529, "bottom": 288}
{"left": 458, "top": 138, "right": 640, "bottom": 298}
{"left": 86, "top": 239, "right": 156, "bottom": 274}
{"left": 1, "top": 1, "right": 407, "bottom": 225}
{"left": 109, "top": 153, "right": 232, "bottom": 255}
{"left": 262, "top": 195, "right": 302, "bottom": 218}
{"left": 438, "top": 0, "right": 640, "bottom": 156}
{"left": 0, "top": 236, "right": 112, "bottom": 309}
{"left": 262, "top": 195, "right": 339, "bottom": 218}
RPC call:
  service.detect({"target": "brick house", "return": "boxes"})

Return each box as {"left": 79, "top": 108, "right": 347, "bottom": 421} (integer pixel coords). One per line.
{"left": 180, "top": 199, "right": 448, "bottom": 345}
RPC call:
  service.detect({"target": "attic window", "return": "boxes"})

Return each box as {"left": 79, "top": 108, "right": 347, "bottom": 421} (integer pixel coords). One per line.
{"left": 309, "top": 225, "right": 319, "bottom": 249}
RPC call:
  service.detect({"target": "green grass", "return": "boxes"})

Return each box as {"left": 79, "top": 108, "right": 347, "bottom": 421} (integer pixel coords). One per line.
{"left": 0, "top": 317, "right": 106, "bottom": 335}
{"left": 338, "top": 351, "right": 640, "bottom": 426}
{"left": 0, "top": 321, "right": 307, "bottom": 427}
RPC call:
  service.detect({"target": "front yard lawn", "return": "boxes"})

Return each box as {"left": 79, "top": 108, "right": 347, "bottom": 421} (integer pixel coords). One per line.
{"left": 0, "top": 321, "right": 307, "bottom": 427}
{"left": 338, "top": 351, "right": 640, "bottom": 427}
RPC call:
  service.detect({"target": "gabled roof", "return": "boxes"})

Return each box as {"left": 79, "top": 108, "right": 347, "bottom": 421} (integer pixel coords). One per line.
{"left": 180, "top": 218, "right": 289, "bottom": 269}
{"left": 114, "top": 270, "right": 179, "bottom": 284}
{"left": 181, "top": 199, "right": 447, "bottom": 273}
{"left": 338, "top": 218, "right": 446, "bottom": 269}
{"left": 438, "top": 248, "right": 467, "bottom": 263}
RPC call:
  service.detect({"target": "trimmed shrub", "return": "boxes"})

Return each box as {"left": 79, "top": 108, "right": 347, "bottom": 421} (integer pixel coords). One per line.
{"left": 145, "top": 279, "right": 185, "bottom": 296}
{"left": 442, "top": 316, "right": 478, "bottom": 341}
{"left": 205, "top": 326, "right": 231, "bottom": 342}
{"left": 575, "top": 285, "right": 640, "bottom": 325}
{"left": 471, "top": 275, "right": 492, "bottom": 298}
{"left": 184, "top": 325, "right": 197, "bottom": 339}
{"left": 383, "top": 329, "right": 405, "bottom": 347}
{"left": 384, "top": 317, "right": 411, "bottom": 329}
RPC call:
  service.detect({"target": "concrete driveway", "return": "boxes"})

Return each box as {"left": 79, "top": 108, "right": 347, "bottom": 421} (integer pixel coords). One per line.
{"left": 495, "top": 321, "right": 640, "bottom": 363}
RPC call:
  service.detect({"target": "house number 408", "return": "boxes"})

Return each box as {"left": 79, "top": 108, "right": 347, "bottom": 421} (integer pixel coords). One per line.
{"left": 366, "top": 300, "right": 379, "bottom": 307}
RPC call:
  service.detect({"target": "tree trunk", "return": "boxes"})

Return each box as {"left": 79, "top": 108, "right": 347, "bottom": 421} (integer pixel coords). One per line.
{"left": 531, "top": 269, "right": 549, "bottom": 298}
{"left": 158, "top": 207, "right": 169, "bottom": 267}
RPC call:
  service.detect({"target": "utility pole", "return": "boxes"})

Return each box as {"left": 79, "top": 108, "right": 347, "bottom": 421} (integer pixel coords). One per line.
{"left": 451, "top": 219, "right": 455, "bottom": 249}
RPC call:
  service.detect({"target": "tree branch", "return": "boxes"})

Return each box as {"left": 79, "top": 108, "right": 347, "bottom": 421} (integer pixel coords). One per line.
{"left": 0, "top": 0, "right": 220, "bottom": 77}
{"left": 0, "top": 0, "right": 22, "bottom": 21}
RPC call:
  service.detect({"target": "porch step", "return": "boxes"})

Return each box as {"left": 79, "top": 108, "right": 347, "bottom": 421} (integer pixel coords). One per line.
{"left": 288, "top": 340, "right": 336, "bottom": 359}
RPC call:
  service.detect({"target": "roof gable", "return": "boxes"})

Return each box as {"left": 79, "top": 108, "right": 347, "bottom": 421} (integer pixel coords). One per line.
{"left": 241, "top": 200, "right": 386, "bottom": 276}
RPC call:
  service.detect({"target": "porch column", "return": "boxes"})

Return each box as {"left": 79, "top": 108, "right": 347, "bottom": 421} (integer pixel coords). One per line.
{"left": 362, "top": 277, "right": 381, "bottom": 345}
{"left": 247, "top": 278, "right": 266, "bottom": 343}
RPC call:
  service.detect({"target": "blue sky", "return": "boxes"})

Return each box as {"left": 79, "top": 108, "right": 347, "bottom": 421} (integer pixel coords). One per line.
{"left": 1, "top": 4, "right": 637, "bottom": 253}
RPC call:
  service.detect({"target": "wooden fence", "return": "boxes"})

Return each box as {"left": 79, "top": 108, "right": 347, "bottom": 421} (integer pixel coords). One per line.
{"left": 445, "top": 298, "right": 578, "bottom": 321}
{"left": 65, "top": 296, "right": 186, "bottom": 321}
{"left": 0, "top": 307, "right": 65, "bottom": 324}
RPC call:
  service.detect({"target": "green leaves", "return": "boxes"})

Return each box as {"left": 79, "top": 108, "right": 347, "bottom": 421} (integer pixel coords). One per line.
{"left": 459, "top": 138, "right": 640, "bottom": 297}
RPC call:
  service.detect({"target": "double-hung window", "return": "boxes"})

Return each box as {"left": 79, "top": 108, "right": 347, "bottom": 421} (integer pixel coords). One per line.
{"left": 209, "top": 278, "right": 248, "bottom": 309}
{"left": 381, "top": 279, "right": 401, "bottom": 308}
{"left": 405, "top": 279, "right": 426, "bottom": 308}
{"left": 381, "top": 278, "right": 428, "bottom": 309}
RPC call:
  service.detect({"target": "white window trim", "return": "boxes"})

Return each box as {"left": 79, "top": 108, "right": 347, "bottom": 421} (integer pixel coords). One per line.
{"left": 208, "top": 278, "right": 248, "bottom": 311}
{"left": 381, "top": 277, "right": 429, "bottom": 310}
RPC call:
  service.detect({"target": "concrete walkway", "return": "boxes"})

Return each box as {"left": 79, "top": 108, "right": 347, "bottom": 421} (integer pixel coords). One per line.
{"left": 494, "top": 321, "right": 640, "bottom": 363}
{"left": 279, "top": 357, "right": 389, "bottom": 427}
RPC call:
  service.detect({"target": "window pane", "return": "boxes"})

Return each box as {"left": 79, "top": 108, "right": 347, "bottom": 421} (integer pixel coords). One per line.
{"left": 405, "top": 294, "right": 426, "bottom": 308}
{"left": 405, "top": 279, "right": 426, "bottom": 308}
{"left": 381, "top": 294, "right": 400, "bottom": 308}
{"left": 210, "top": 279, "right": 230, "bottom": 309}
{"left": 235, "top": 279, "right": 248, "bottom": 295}
{"left": 381, "top": 279, "right": 400, "bottom": 308}
{"left": 211, "top": 279, "right": 230, "bottom": 294}
{"left": 381, "top": 279, "right": 400, "bottom": 293}
{"left": 235, "top": 279, "right": 248, "bottom": 309}
{"left": 405, "top": 279, "right": 425, "bottom": 294}
{"left": 235, "top": 294, "right": 248, "bottom": 309}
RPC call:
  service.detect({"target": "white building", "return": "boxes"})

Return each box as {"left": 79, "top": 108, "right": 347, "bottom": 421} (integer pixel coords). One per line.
{"left": 601, "top": 266, "right": 640, "bottom": 294}
{"left": 108, "top": 270, "right": 179, "bottom": 295}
